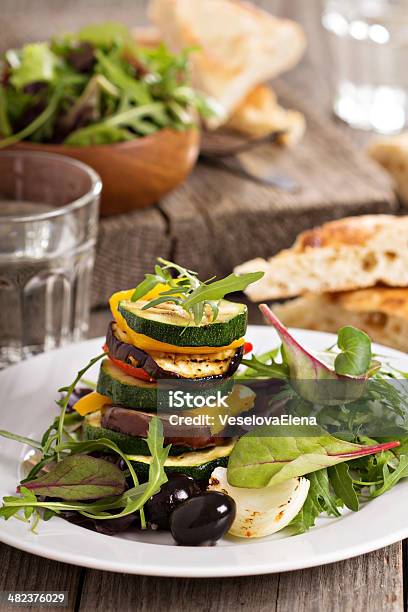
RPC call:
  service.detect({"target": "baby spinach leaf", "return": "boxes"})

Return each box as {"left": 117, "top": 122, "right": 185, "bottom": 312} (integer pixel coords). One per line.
{"left": 227, "top": 424, "right": 400, "bottom": 488}
{"left": 328, "top": 463, "right": 359, "bottom": 511}
{"left": 334, "top": 326, "right": 372, "bottom": 376}
{"left": 20, "top": 455, "right": 126, "bottom": 500}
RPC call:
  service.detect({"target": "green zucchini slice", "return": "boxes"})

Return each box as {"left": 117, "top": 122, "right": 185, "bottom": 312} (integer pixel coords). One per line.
{"left": 97, "top": 359, "right": 234, "bottom": 410}
{"left": 128, "top": 442, "right": 235, "bottom": 481}
{"left": 118, "top": 299, "right": 247, "bottom": 347}
{"left": 97, "top": 359, "right": 158, "bottom": 410}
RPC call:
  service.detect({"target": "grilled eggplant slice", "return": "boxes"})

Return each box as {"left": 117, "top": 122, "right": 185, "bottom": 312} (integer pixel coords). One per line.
{"left": 85, "top": 407, "right": 227, "bottom": 452}
{"left": 106, "top": 322, "right": 244, "bottom": 381}
{"left": 97, "top": 359, "right": 234, "bottom": 410}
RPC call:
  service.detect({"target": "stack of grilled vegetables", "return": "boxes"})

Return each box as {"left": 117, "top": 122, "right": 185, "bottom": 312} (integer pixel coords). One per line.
{"left": 73, "top": 260, "right": 262, "bottom": 481}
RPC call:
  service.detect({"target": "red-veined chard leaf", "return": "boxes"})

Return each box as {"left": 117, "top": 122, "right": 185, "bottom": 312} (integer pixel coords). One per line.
{"left": 227, "top": 424, "right": 400, "bottom": 488}
{"left": 259, "top": 304, "right": 367, "bottom": 404}
{"left": 19, "top": 455, "right": 126, "bottom": 500}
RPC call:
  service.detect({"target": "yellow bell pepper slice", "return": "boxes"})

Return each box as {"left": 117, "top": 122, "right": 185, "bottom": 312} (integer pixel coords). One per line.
{"left": 74, "top": 391, "right": 112, "bottom": 416}
{"left": 109, "top": 287, "right": 245, "bottom": 355}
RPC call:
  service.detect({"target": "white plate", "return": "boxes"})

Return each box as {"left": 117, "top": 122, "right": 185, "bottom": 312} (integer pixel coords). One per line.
{"left": 1, "top": 326, "right": 408, "bottom": 577}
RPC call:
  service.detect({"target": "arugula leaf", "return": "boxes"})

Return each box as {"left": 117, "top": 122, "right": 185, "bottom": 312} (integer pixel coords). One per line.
{"left": 65, "top": 124, "right": 135, "bottom": 145}
{"left": 328, "top": 463, "right": 359, "bottom": 511}
{"left": 0, "top": 88, "right": 61, "bottom": 149}
{"left": 0, "top": 430, "right": 42, "bottom": 450}
{"left": 289, "top": 469, "right": 341, "bottom": 534}
{"left": 9, "top": 43, "right": 58, "bottom": 89}
{"left": 182, "top": 272, "right": 264, "bottom": 311}
{"left": 239, "top": 354, "right": 289, "bottom": 380}
{"left": 95, "top": 50, "right": 151, "bottom": 106}
{"left": 130, "top": 258, "right": 264, "bottom": 325}
{"left": 310, "top": 468, "right": 341, "bottom": 517}
{"left": 369, "top": 454, "right": 408, "bottom": 497}
{"left": 334, "top": 326, "right": 372, "bottom": 376}
{"left": 55, "top": 352, "right": 105, "bottom": 455}
{"left": 227, "top": 424, "right": 400, "bottom": 488}
{"left": 0, "top": 417, "right": 169, "bottom": 526}
{"left": 21, "top": 455, "right": 126, "bottom": 500}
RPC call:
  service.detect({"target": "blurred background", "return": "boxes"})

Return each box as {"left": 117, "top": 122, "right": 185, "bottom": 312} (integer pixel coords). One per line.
{"left": 0, "top": 1, "right": 330, "bottom": 116}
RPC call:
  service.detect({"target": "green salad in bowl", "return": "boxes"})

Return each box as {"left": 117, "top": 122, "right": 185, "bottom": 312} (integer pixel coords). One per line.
{"left": 0, "top": 22, "right": 214, "bottom": 147}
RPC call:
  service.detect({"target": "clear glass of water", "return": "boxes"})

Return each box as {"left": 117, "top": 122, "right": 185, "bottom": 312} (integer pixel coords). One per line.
{"left": 0, "top": 151, "right": 101, "bottom": 368}
{"left": 323, "top": 0, "right": 408, "bottom": 133}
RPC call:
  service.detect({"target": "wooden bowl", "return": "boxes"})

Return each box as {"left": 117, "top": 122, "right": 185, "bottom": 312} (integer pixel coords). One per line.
{"left": 14, "top": 128, "right": 200, "bottom": 216}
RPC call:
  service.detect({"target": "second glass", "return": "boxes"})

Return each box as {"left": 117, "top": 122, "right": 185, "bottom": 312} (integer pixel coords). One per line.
{"left": 0, "top": 151, "right": 101, "bottom": 368}
{"left": 323, "top": 0, "right": 408, "bottom": 133}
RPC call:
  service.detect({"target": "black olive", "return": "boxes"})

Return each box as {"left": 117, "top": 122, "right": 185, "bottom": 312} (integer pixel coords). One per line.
{"left": 145, "top": 473, "right": 201, "bottom": 530}
{"left": 170, "top": 491, "right": 236, "bottom": 546}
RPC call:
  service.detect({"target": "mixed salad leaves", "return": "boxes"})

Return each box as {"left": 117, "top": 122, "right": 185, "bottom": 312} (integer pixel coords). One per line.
{"left": 0, "top": 22, "right": 216, "bottom": 147}
{"left": 1, "top": 266, "right": 408, "bottom": 544}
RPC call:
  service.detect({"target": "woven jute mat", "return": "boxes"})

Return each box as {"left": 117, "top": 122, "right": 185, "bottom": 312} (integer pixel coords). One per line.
{"left": 91, "top": 83, "right": 397, "bottom": 308}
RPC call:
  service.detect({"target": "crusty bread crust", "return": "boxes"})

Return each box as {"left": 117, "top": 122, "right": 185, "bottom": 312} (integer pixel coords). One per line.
{"left": 148, "top": 0, "right": 306, "bottom": 127}
{"left": 273, "top": 288, "right": 408, "bottom": 353}
{"left": 226, "top": 85, "right": 306, "bottom": 145}
{"left": 235, "top": 215, "right": 408, "bottom": 300}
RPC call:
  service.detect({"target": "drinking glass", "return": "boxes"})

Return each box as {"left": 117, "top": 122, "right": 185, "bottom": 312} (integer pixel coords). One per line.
{"left": 0, "top": 151, "right": 101, "bottom": 368}
{"left": 323, "top": 0, "right": 408, "bottom": 133}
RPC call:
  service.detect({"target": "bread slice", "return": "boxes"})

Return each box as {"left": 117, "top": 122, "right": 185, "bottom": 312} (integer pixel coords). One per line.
{"left": 148, "top": 0, "right": 306, "bottom": 127}
{"left": 368, "top": 133, "right": 408, "bottom": 205}
{"left": 273, "top": 288, "right": 408, "bottom": 353}
{"left": 234, "top": 215, "right": 408, "bottom": 301}
{"left": 225, "top": 85, "right": 306, "bottom": 146}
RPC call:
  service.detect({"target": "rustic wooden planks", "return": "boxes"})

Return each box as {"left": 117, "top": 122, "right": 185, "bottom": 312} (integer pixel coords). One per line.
{"left": 76, "top": 544, "right": 403, "bottom": 612}
{"left": 0, "top": 543, "right": 83, "bottom": 612}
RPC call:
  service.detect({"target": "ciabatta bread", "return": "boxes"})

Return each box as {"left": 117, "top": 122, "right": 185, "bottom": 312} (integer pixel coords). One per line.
{"left": 226, "top": 85, "right": 306, "bottom": 145}
{"left": 235, "top": 215, "right": 408, "bottom": 301}
{"left": 273, "top": 288, "right": 408, "bottom": 353}
{"left": 148, "top": 0, "right": 306, "bottom": 127}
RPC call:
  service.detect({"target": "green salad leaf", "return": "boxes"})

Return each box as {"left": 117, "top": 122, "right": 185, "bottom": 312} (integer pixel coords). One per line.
{"left": 289, "top": 469, "right": 341, "bottom": 534}
{"left": 227, "top": 425, "right": 400, "bottom": 488}
{"left": 328, "top": 463, "right": 359, "bottom": 511}
{"left": 8, "top": 43, "right": 58, "bottom": 89}
{"left": 334, "top": 326, "right": 372, "bottom": 376}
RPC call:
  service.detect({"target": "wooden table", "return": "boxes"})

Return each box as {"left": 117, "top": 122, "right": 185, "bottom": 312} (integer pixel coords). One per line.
{"left": 0, "top": 1, "right": 406, "bottom": 610}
